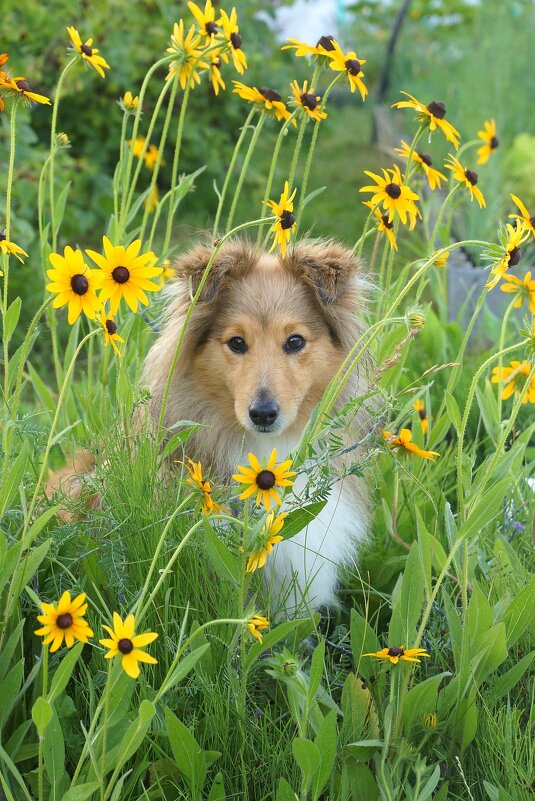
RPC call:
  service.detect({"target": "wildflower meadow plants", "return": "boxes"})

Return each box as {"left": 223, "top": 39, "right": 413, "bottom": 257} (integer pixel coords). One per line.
{"left": 0, "top": 5, "right": 534, "bottom": 801}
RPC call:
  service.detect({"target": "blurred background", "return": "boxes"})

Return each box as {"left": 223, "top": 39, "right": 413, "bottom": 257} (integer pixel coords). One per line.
{"left": 3, "top": 0, "right": 535, "bottom": 339}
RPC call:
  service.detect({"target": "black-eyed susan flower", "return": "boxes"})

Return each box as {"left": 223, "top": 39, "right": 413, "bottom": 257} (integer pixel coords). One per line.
{"left": 96, "top": 309, "right": 124, "bottom": 357}
{"left": 363, "top": 202, "right": 397, "bottom": 250}
{"left": 433, "top": 251, "right": 449, "bottom": 268}
{"left": 86, "top": 237, "right": 162, "bottom": 314}
{"left": 99, "top": 613, "right": 158, "bottom": 679}
{"left": 188, "top": 0, "right": 221, "bottom": 43}
{"left": 327, "top": 40, "right": 367, "bottom": 101}
{"left": 34, "top": 591, "right": 94, "bottom": 652}
{"left": 395, "top": 140, "right": 446, "bottom": 190}
{"left": 178, "top": 457, "right": 228, "bottom": 515}
{"left": 0, "top": 75, "right": 50, "bottom": 105}
{"left": 127, "top": 137, "right": 161, "bottom": 171}
{"left": 266, "top": 181, "right": 298, "bottom": 257}
{"left": 67, "top": 26, "right": 110, "bottom": 79}
{"left": 0, "top": 232, "right": 28, "bottom": 263}
{"left": 444, "top": 155, "right": 486, "bottom": 208}
{"left": 233, "top": 449, "right": 296, "bottom": 510}
{"left": 246, "top": 511, "right": 287, "bottom": 573}
{"left": 509, "top": 194, "right": 535, "bottom": 239}
{"left": 412, "top": 399, "right": 428, "bottom": 435}
{"left": 208, "top": 55, "right": 225, "bottom": 95}
{"left": 247, "top": 614, "right": 269, "bottom": 643}
{"left": 0, "top": 54, "right": 9, "bottom": 109}
{"left": 491, "top": 360, "right": 535, "bottom": 403}
{"left": 232, "top": 81, "right": 293, "bottom": 123}
{"left": 120, "top": 90, "right": 139, "bottom": 112}
{"left": 500, "top": 271, "right": 535, "bottom": 315}
{"left": 290, "top": 80, "right": 327, "bottom": 122}
{"left": 46, "top": 246, "right": 103, "bottom": 325}
{"left": 166, "top": 20, "right": 209, "bottom": 90}
{"left": 476, "top": 120, "right": 499, "bottom": 165}
{"left": 219, "top": 8, "right": 247, "bottom": 74}
{"left": 282, "top": 35, "right": 337, "bottom": 61}
{"left": 359, "top": 165, "right": 420, "bottom": 229}
{"left": 362, "top": 645, "right": 430, "bottom": 665}
{"left": 393, "top": 92, "right": 460, "bottom": 149}
{"left": 383, "top": 428, "right": 439, "bottom": 460}
{"left": 485, "top": 221, "right": 530, "bottom": 289}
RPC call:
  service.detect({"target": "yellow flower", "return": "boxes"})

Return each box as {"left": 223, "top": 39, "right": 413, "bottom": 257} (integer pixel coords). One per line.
{"left": 290, "top": 80, "right": 327, "bottom": 122}
{"left": 0, "top": 75, "right": 50, "bottom": 105}
{"left": 383, "top": 428, "right": 439, "bottom": 460}
{"left": 246, "top": 511, "right": 287, "bottom": 573}
{"left": 509, "top": 194, "right": 535, "bottom": 239}
{"left": 247, "top": 615, "right": 270, "bottom": 643}
{"left": 433, "top": 251, "right": 449, "bottom": 268}
{"left": 233, "top": 448, "right": 296, "bottom": 510}
{"left": 327, "top": 40, "right": 368, "bottom": 101}
{"left": 392, "top": 92, "right": 460, "bottom": 149}
{"left": 158, "top": 259, "right": 175, "bottom": 287}
{"left": 282, "top": 35, "right": 338, "bottom": 61}
{"left": 485, "top": 221, "right": 530, "bottom": 289}
{"left": 363, "top": 201, "right": 397, "bottom": 250}
{"left": 476, "top": 119, "right": 499, "bottom": 165}
{"left": 359, "top": 164, "right": 420, "bottom": 229}
{"left": 144, "top": 184, "right": 159, "bottom": 214}
{"left": 34, "top": 591, "right": 94, "bottom": 652}
{"left": 0, "top": 232, "right": 28, "bottom": 263}
{"left": 266, "top": 181, "right": 298, "bottom": 258}
{"left": 67, "top": 26, "right": 110, "bottom": 79}
{"left": 99, "top": 613, "right": 158, "bottom": 679}
{"left": 412, "top": 399, "right": 428, "bottom": 435}
{"left": 96, "top": 309, "right": 124, "bottom": 357}
{"left": 395, "top": 140, "right": 446, "bottom": 190}
{"left": 121, "top": 90, "right": 139, "bottom": 112}
{"left": 46, "top": 246, "right": 103, "bottom": 325}
{"left": 362, "top": 645, "right": 430, "bottom": 665}
{"left": 423, "top": 712, "right": 439, "bottom": 729}
{"left": 208, "top": 55, "right": 225, "bottom": 95}
{"left": 219, "top": 8, "right": 247, "bottom": 74}
{"left": 232, "top": 81, "right": 294, "bottom": 123}
{"left": 144, "top": 144, "right": 161, "bottom": 171}
{"left": 128, "top": 137, "right": 161, "bottom": 171}
{"left": 166, "top": 20, "right": 209, "bottom": 90}
{"left": 86, "top": 237, "right": 162, "bottom": 314}
{"left": 500, "top": 271, "right": 535, "bottom": 314}
{"left": 491, "top": 360, "right": 535, "bottom": 403}
{"left": 444, "top": 155, "right": 486, "bottom": 208}
{"left": 188, "top": 0, "right": 221, "bottom": 43}
{"left": 178, "top": 457, "right": 228, "bottom": 515}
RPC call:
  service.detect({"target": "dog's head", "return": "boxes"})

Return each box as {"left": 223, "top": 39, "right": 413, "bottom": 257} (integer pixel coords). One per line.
{"left": 169, "top": 239, "right": 366, "bottom": 438}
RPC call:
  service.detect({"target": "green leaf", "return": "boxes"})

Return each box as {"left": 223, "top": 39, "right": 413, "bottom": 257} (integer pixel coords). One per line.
{"left": 244, "top": 618, "right": 310, "bottom": 673}
{"left": 400, "top": 672, "right": 450, "bottom": 734}
{"left": 206, "top": 772, "right": 226, "bottom": 801}
{"left": 345, "top": 739, "right": 384, "bottom": 762}
{"left": 32, "top": 696, "right": 53, "bottom": 738}
{"left": 202, "top": 520, "right": 239, "bottom": 585}
{"left": 44, "top": 708, "right": 66, "bottom": 799}
{"left": 4, "top": 297, "right": 22, "bottom": 344}
{"left": 60, "top": 782, "right": 101, "bottom": 801}
{"left": 159, "top": 643, "right": 210, "bottom": 696}
{"left": 466, "top": 581, "right": 493, "bottom": 647}
{"left": 487, "top": 651, "right": 535, "bottom": 704}
{"left": 0, "top": 439, "right": 29, "bottom": 517}
{"left": 21, "top": 506, "right": 60, "bottom": 550}
{"left": 0, "top": 619, "right": 24, "bottom": 681}
{"left": 444, "top": 390, "right": 462, "bottom": 433}
{"left": 281, "top": 501, "right": 327, "bottom": 541}
{"left": 292, "top": 738, "right": 320, "bottom": 787}
{"left": 350, "top": 609, "right": 380, "bottom": 681}
{"left": 28, "top": 362, "right": 56, "bottom": 412}
{"left": 10, "top": 540, "right": 51, "bottom": 611}
{"left": 340, "top": 673, "right": 378, "bottom": 744}
{"left": 312, "top": 709, "right": 337, "bottom": 800}
{"left": 54, "top": 181, "right": 72, "bottom": 233}
{"left": 307, "top": 639, "right": 325, "bottom": 705}
{"left": 461, "top": 479, "right": 511, "bottom": 541}
{"left": 114, "top": 700, "right": 155, "bottom": 775}
{"left": 419, "top": 764, "right": 441, "bottom": 801}
{"left": 301, "top": 185, "right": 326, "bottom": 210}
{"left": 397, "top": 541, "right": 425, "bottom": 645}
{"left": 342, "top": 762, "right": 379, "bottom": 801}
{"left": 0, "top": 659, "right": 24, "bottom": 729}
{"left": 470, "top": 623, "right": 508, "bottom": 685}
{"left": 499, "top": 573, "right": 535, "bottom": 646}
{"left": 48, "top": 643, "right": 83, "bottom": 705}
{"left": 165, "top": 707, "right": 206, "bottom": 795}
{"left": 276, "top": 777, "right": 298, "bottom": 801}
{"left": 161, "top": 423, "right": 202, "bottom": 461}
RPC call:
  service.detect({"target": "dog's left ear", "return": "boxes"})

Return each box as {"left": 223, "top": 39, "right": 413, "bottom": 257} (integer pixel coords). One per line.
{"left": 283, "top": 240, "right": 362, "bottom": 306}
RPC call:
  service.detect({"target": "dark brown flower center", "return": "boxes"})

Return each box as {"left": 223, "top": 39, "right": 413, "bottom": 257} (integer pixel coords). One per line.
{"left": 256, "top": 470, "right": 276, "bottom": 490}
{"left": 530, "top": 217, "right": 535, "bottom": 228}
{"left": 387, "top": 647, "right": 404, "bottom": 657}
{"left": 426, "top": 100, "right": 446, "bottom": 119}
{"left": 280, "top": 210, "right": 296, "bottom": 230}
{"left": 230, "top": 32, "right": 242, "bottom": 50}
{"left": 490, "top": 136, "right": 499, "bottom": 149}
{"left": 464, "top": 169, "right": 478, "bottom": 186}
{"left": 344, "top": 58, "right": 361, "bottom": 76}
{"left": 418, "top": 152, "right": 433, "bottom": 166}
{"left": 418, "top": 408, "right": 427, "bottom": 420}
{"left": 112, "top": 266, "right": 130, "bottom": 284}
{"left": 81, "top": 44, "right": 93, "bottom": 57}
{"left": 385, "top": 183, "right": 402, "bottom": 199}
{"left": 16, "top": 79, "right": 30, "bottom": 92}
{"left": 381, "top": 215, "right": 393, "bottom": 230}
{"left": 56, "top": 613, "right": 73, "bottom": 629}
{"left": 316, "top": 35, "right": 335, "bottom": 51}
{"left": 118, "top": 638, "right": 134, "bottom": 654}
{"left": 508, "top": 247, "right": 521, "bottom": 267}
{"left": 205, "top": 21, "right": 220, "bottom": 35}
{"left": 71, "top": 274, "right": 89, "bottom": 295}
{"left": 300, "top": 92, "right": 318, "bottom": 111}
{"left": 105, "top": 319, "right": 117, "bottom": 335}
{"left": 0, "top": 232, "right": 5, "bottom": 242}
{"left": 260, "top": 87, "right": 282, "bottom": 102}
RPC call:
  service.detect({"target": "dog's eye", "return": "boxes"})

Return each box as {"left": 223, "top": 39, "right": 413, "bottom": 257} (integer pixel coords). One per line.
{"left": 227, "top": 336, "right": 247, "bottom": 354}
{"left": 284, "top": 334, "right": 306, "bottom": 353}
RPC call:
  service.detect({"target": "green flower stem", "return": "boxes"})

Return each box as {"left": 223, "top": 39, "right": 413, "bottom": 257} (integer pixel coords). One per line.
{"left": 49, "top": 57, "right": 77, "bottom": 252}
{"left": 37, "top": 646, "right": 49, "bottom": 801}
{"left": 225, "top": 112, "right": 266, "bottom": 233}
{"left": 496, "top": 298, "right": 517, "bottom": 423}
{"left": 428, "top": 183, "right": 460, "bottom": 254}
{"left": 113, "top": 113, "right": 129, "bottom": 226}
{"left": 381, "top": 219, "right": 401, "bottom": 313}
{"left": 214, "top": 107, "right": 256, "bottom": 238}
{"left": 99, "top": 664, "right": 113, "bottom": 800}
{"left": 403, "top": 125, "right": 426, "bottom": 185}
{"left": 455, "top": 138, "right": 480, "bottom": 161}
{"left": 287, "top": 114, "right": 307, "bottom": 194}
{"left": 2, "top": 99, "right": 19, "bottom": 401}
{"left": 376, "top": 236, "right": 390, "bottom": 299}
{"left": 456, "top": 341, "right": 524, "bottom": 521}
{"left": 37, "top": 153, "right": 51, "bottom": 251}
{"left": 353, "top": 204, "right": 377, "bottom": 258}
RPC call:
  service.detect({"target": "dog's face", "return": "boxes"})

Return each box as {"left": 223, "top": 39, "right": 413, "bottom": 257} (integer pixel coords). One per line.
{"left": 176, "top": 241, "right": 363, "bottom": 439}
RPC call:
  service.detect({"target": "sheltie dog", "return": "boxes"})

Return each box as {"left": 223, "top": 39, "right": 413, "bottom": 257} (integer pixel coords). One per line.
{"left": 48, "top": 238, "right": 372, "bottom": 612}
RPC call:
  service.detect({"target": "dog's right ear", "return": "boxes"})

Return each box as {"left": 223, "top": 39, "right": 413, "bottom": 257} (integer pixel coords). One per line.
{"left": 174, "top": 241, "right": 257, "bottom": 302}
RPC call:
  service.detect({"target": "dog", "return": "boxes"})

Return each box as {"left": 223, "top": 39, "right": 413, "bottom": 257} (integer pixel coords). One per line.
{"left": 141, "top": 238, "right": 372, "bottom": 612}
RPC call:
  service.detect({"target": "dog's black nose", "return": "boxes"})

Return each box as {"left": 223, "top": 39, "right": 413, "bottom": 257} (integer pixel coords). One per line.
{"left": 249, "top": 399, "right": 279, "bottom": 427}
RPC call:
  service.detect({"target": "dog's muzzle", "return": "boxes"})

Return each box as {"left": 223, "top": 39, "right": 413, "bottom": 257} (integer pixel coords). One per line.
{"left": 249, "top": 397, "right": 279, "bottom": 430}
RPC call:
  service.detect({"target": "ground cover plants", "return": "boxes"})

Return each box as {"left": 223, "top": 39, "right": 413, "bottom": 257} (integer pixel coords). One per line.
{"left": 1, "top": 3, "right": 534, "bottom": 800}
